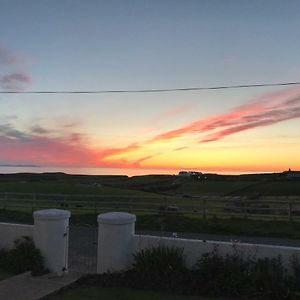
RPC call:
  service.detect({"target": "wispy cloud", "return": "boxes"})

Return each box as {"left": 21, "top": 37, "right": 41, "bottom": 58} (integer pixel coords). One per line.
{"left": 0, "top": 45, "right": 21, "bottom": 65}
{"left": 151, "top": 87, "right": 300, "bottom": 144}
{"left": 100, "top": 143, "right": 141, "bottom": 158}
{"left": 30, "top": 125, "right": 51, "bottom": 135}
{"left": 173, "top": 146, "right": 188, "bottom": 151}
{"left": 0, "top": 44, "right": 31, "bottom": 91}
{"left": 0, "top": 72, "right": 32, "bottom": 90}
{"left": 0, "top": 123, "right": 31, "bottom": 142}
{"left": 131, "top": 155, "right": 156, "bottom": 167}
{"left": 137, "top": 104, "right": 197, "bottom": 136}
{"left": 157, "top": 103, "right": 196, "bottom": 120}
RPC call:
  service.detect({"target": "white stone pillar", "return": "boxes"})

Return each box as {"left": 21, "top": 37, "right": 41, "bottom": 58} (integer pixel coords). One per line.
{"left": 33, "top": 209, "right": 71, "bottom": 275}
{"left": 97, "top": 212, "right": 136, "bottom": 274}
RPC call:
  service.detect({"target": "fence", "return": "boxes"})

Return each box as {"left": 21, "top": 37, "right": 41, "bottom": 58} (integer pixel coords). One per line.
{"left": 0, "top": 192, "right": 300, "bottom": 222}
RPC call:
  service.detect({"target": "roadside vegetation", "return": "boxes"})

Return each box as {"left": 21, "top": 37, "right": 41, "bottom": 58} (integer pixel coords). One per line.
{"left": 50, "top": 245, "right": 300, "bottom": 300}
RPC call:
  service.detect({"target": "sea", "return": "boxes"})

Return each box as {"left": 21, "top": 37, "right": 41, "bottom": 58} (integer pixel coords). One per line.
{"left": 0, "top": 166, "right": 262, "bottom": 176}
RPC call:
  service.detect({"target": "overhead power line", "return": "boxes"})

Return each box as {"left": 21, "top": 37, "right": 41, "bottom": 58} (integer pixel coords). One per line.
{"left": 1, "top": 81, "right": 300, "bottom": 94}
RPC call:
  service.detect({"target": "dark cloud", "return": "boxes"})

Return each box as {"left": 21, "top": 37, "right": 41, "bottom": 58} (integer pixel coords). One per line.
{"left": 0, "top": 44, "right": 31, "bottom": 91}
{"left": 0, "top": 124, "right": 31, "bottom": 142}
{"left": 0, "top": 72, "right": 32, "bottom": 90}
{"left": 30, "top": 125, "right": 51, "bottom": 135}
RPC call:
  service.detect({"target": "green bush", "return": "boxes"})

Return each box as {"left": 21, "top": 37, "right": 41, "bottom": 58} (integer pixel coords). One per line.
{"left": 194, "top": 247, "right": 255, "bottom": 297}
{"left": 252, "top": 256, "right": 290, "bottom": 299}
{"left": 0, "top": 236, "right": 47, "bottom": 275}
{"left": 132, "top": 245, "right": 187, "bottom": 291}
{"left": 194, "top": 247, "right": 291, "bottom": 299}
{"left": 290, "top": 254, "right": 300, "bottom": 296}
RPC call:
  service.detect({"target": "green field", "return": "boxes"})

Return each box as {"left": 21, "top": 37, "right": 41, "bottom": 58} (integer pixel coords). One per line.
{"left": 0, "top": 172, "right": 299, "bottom": 238}
{"left": 0, "top": 181, "right": 158, "bottom": 197}
{"left": 1, "top": 172, "right": 299, "bottom": 197}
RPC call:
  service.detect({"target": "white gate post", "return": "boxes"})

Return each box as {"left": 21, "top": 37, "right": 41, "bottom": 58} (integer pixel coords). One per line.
{"left": 97, "top": 212, "right": 136, "bottom": 274}
{"left": 33, "top": 209, "right": 71, "bottom": 275}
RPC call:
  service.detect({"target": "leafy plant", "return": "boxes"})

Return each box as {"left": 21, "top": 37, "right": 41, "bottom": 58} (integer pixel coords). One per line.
{"left": 132, "top": 245, "right": 187, "bottom": 291}
{"left": 251, "top": 256, "right": 290, "bottom": 299}
{"left": 194, "top": 247, "right": 290, "bottom": 299}
{"left": 194, "top": 246, "right": 254, "bottom": 297}
{"left": 0, "top": 236, "right": 47, "bottom": 275}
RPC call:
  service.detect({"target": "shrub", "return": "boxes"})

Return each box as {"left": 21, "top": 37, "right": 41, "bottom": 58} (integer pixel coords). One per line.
{"left": 194, "top": 247, "right": 290, "bottom": 299}
{"left": 132, "top": 245, "right": 187, "bottom": 291}
{"left": 194, "top": 246, "right": 255, "bottom": 297}
{"left": 251, "top": 256, "right": 290, "bottom": 299}
{"left": 290, "top": 254, "right": 300, "bottom": 295}
{"left": 0, "top": 236, "right": 47, "bottom": 275}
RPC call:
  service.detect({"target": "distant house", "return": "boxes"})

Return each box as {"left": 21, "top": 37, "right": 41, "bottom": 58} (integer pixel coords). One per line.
{"left": 178, "top": 171, "right": 203, "bottom": 179}
{"left": 178, "top": 171, "right": 191, "bottom": 177}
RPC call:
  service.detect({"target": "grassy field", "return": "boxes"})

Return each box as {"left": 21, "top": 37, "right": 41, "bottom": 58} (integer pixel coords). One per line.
{"left": 0, "top": 172, "right": 299, "bottom": 239}
{"left": 170, "top": 179, "right": 300, "bottom": 197}
{"left": 172, "top": 180, "right": 258, "bottom": 196}
{"left": 0, "top": 181, "right": 158, "bottom": 197}
{"left": 0, "top": 172, "right": 299, "bottom": 198}
{"left": 1, "top": 208, "right": 300, "bottom": 239}
{"left": 49, "top": 286, "right": 216, "bottom": 300}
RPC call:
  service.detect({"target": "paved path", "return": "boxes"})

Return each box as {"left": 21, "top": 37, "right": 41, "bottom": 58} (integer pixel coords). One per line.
{"left": 0, "top": 271, "right": 81, "bottom": 300}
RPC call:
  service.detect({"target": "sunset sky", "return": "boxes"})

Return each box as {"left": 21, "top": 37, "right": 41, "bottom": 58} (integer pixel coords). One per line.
{"left": 1, "top": 0, "right": 300, "bottom": 175}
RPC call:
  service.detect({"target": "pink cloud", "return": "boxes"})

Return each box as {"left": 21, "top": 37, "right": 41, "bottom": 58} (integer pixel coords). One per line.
{"left": 151, "top": 87, "right": 300, "bottom": 143}
{"left": 0, "top": 124, "right": 143, "bottom": 168}
{"left": 145, "top": 103, "right": 197, "bottom": 133}
{"left": 100, "top": 143, "right": 141, "bottom": 158}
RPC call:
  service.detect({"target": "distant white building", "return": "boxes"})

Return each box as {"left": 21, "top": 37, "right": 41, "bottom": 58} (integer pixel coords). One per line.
{"left": 178, "top": 171, "right": 191, "bottom": 177}
{"left": 178, "top": 171, "right": 203, "bottom": 178}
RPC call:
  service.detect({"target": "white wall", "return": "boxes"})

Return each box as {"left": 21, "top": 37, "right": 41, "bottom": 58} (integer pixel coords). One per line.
{"left": 132, "top": 234, "right": 300, "bottom": 270}
{"left": 97, "top": 212, "right": 300, "bottom": 273}
{"left": 0, "top": 222, "right": 33, "bottom": 250}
